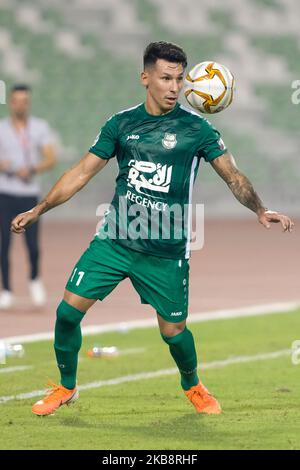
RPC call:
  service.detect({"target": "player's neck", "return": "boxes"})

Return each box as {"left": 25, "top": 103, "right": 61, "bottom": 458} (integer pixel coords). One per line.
{"left": 144, "top": 97, "right": 175, "bottom": 116}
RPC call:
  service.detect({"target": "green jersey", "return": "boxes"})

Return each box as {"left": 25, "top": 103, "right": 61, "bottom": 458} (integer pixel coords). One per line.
{"left": 89, "top": 102, "right": 226, "bottom": 259}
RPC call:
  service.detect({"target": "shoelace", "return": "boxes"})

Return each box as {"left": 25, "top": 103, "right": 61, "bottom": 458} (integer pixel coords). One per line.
{"left": 43, "top": 380, "right": 66, "bottom": 402}
{"left": 191, "top": 386, "right": 212, "bottom": 403}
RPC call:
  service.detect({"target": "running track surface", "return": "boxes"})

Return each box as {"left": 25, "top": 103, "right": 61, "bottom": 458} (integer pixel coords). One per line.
{"left": 0, "top": 219, "right": 299, "bottom": 338}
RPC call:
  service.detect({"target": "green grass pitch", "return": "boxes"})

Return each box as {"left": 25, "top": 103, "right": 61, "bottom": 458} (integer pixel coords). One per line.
{"left": 0, "top": 309, "right": 299, "bottom": 450}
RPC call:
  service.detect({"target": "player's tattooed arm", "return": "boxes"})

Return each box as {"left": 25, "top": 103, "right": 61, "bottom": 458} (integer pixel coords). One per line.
{"left": 210, "top": 152, "right": 294, "bottom": 232}
{"left": 211, "top": 152, "right": 265, "bottom": 214}
{"left": 11, "top": 152, "right": 108, "bottom": 233}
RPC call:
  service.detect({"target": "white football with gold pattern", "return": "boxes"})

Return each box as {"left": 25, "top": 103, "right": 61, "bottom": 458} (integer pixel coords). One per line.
{"left": 184, "top": 61, "right": 235, "bottom": 114}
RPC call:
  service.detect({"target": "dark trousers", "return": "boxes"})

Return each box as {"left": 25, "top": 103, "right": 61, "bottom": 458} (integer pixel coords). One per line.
{"left": 0, "top": 193, "right": 40, "bottom": 291}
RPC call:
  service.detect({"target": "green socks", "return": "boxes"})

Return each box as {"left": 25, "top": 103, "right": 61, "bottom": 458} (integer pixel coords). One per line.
{"left": 54, "top": 301, "right": 198, "bottom": 392}
{"left": 161, "top": 327, "right": 199, "bottom": 391}
{"left": 54, "top": 300, "right": 85, "bottom": 390}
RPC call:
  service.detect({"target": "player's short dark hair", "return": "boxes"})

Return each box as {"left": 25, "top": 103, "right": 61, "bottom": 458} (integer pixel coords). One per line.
{"left": 143, "top": 42, "right": 187, "bottom": 70}
{"left": 10, "top": 84, "right": 31, "bottom": 94}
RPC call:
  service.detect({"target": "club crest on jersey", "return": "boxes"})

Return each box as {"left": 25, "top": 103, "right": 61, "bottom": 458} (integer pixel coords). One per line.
{"left": 162, "top": 133, "right": 177, "bottom": 150}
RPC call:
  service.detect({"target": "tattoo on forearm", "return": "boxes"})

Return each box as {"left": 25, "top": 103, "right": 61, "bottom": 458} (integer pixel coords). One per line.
{"left": 37, "top": 199, "right": 51, "bottom": 215}
{"left": 211, "top": 154, "right": 266, "bottom": 215}
{"left": 228, "top": 173, "right": 266, "bottom": 214}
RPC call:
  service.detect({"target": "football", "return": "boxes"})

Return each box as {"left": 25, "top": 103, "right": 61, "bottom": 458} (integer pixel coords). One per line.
{"left": 183, "top": 61, "right": 235, "bottom": 114}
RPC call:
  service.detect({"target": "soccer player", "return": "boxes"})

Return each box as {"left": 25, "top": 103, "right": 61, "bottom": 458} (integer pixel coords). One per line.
{"left": 11, "top": 42, "right": 294, "bottom": 416}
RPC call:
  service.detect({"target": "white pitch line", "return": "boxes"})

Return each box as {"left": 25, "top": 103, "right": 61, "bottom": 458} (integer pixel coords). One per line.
{"left": 2, "top": 301, "right": 299, "bottom": 345}
{"left": 0, "top": 365, "right": 33, "bottom": 374}
{"left": 0, "top": 349, "right": 291, "bottom": 404}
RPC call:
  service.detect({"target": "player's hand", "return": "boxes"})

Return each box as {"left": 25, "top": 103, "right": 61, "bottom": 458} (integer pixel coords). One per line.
{"left": 257, "top": 209, "right": 294, "bottom": 233}
{"left": 10, "top": 209, "right": 40, "bottom": 234}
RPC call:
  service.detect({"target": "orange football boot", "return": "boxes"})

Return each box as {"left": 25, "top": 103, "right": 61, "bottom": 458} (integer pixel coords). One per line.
{"left": 32, "top": 381, "right": 79, "bottom": 416}
{"left": 184, "top": 381, "right": 221, "bottom": 414}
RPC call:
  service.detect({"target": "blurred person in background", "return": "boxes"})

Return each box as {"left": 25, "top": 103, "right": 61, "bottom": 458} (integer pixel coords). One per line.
{"left": 0, "top": 84, "right": 57, "bottom": 309}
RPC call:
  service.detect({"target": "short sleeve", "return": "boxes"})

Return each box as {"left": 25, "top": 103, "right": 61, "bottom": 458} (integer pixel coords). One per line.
{"left": 196, "top": 118, "right": 227, "bottom": 162}
{"left": 89, "top": 114, "right": 119, "bottom": 160}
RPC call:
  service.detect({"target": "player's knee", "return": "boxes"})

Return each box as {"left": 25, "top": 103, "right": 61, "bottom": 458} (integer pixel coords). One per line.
{"left": 161, "top": 326, "right": 187, "bottom": 345}
{"left": 159, "top": 317, "right": 186, "bottom": 339}
{"left": 56, "top": 300, "right": 85, "bottom": 328}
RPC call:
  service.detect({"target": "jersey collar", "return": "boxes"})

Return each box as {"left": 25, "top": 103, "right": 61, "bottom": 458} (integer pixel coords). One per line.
{"left": 140, "top": 102, "right": 180, "bottom": 120}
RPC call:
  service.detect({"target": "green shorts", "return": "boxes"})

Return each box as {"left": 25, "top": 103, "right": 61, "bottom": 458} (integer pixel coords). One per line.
{"left": 65, "top": 236, "right": 189, "bottom": 323}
